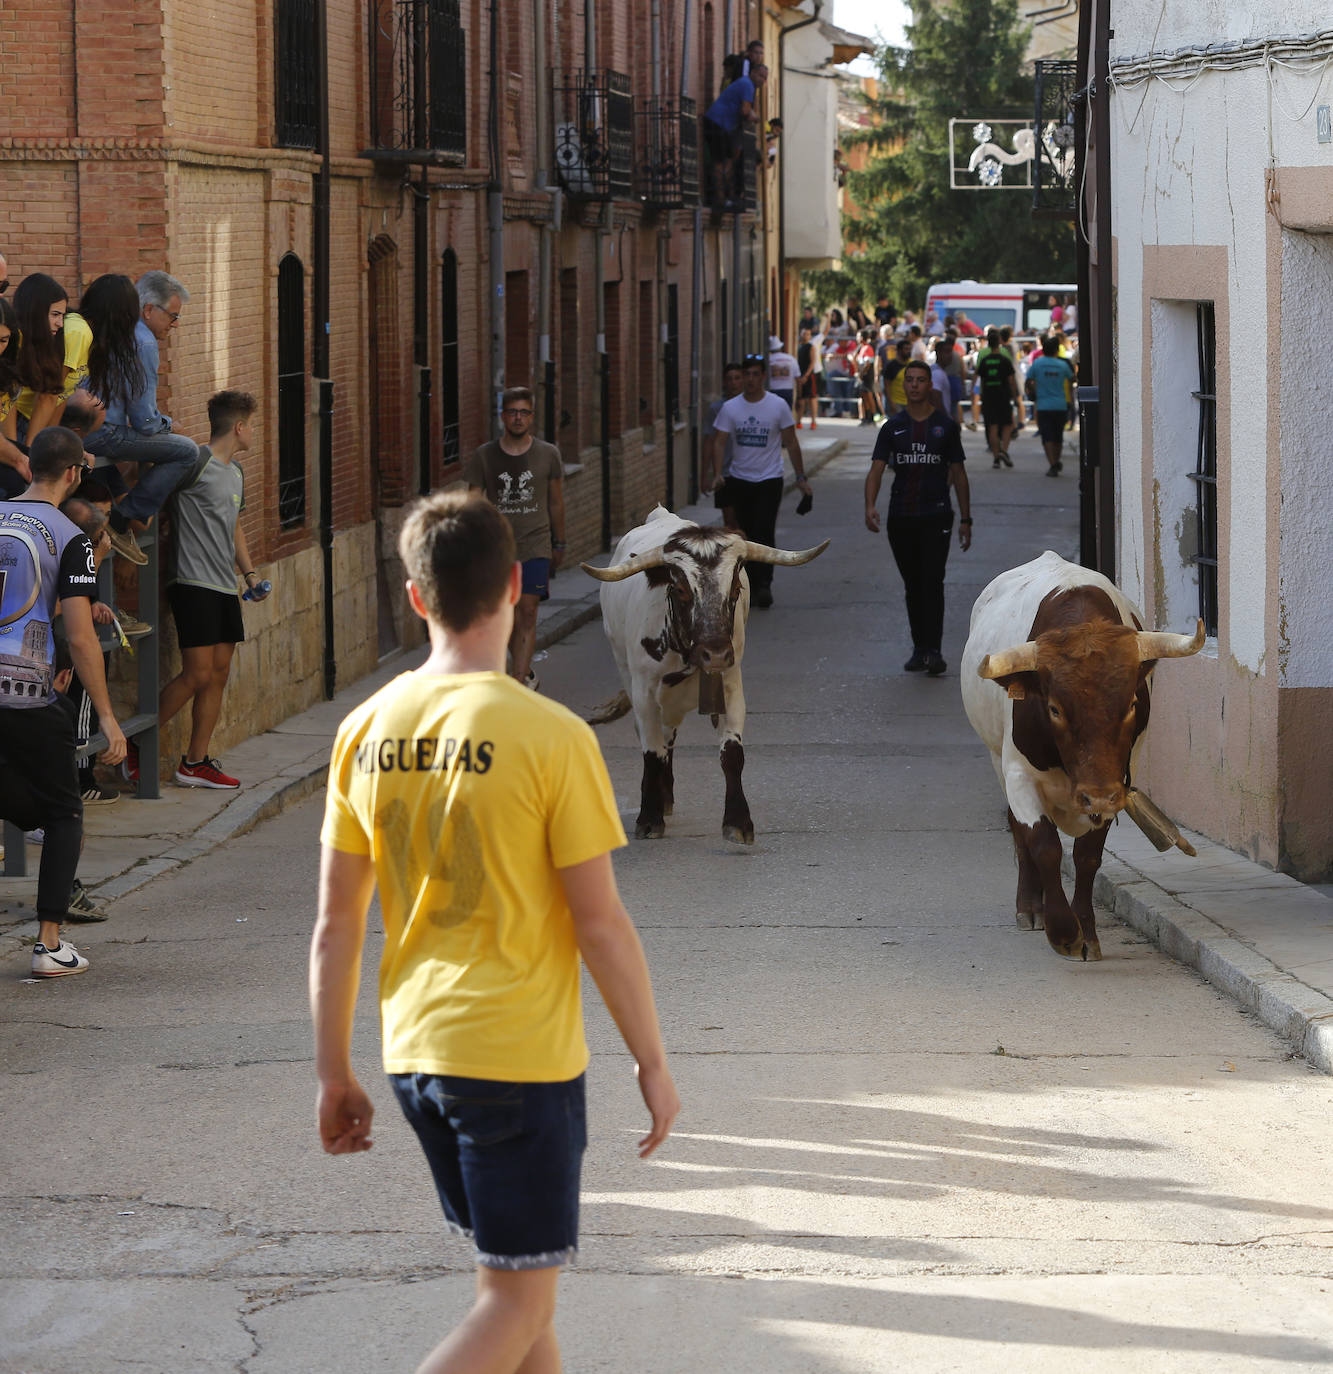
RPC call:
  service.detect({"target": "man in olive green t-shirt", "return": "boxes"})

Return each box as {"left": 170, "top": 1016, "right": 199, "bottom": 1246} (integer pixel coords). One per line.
{"left": 464, "top": 386, "right": 565, "bottom": 691}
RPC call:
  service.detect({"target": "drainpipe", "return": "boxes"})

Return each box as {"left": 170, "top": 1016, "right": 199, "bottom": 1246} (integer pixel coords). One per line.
{"left": 598, "top": 203, "right": 611, "bottom": 550}
{"left": 1092, "top": 0, "right": 1116, "bottom": 576}
{"left": 535, "top": 0, "right": 556, "bottom": 441}
{"left": 652, "top": 0, "right": 673, "bottom": 506}
{"left": 314, "top": 0, "right": 336, "bottom": 699}
{"left": 777, "top": 0, "right": 822, "bottom": 342}
{"left": 488, "top": 0, "right": 505, "bottom": 432}
{"left": 681, "top": 0, "right": 702, "bottom": 503}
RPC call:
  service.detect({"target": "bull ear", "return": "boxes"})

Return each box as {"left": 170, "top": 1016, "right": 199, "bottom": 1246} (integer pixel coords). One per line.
{"left": 986, "top": 670, "right": 1040, "bottom": 701}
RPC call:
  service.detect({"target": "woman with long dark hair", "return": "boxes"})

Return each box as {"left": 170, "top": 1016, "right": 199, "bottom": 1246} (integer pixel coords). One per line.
{"left": 79, "top": 274, "right": 145, "bottom": 418}
{"left": 82, "top": 270, "right": 198, "bottom": 561}
{"left": 0, "top": 296, "right": 30, "bottom": 496}
{"left": 13, "top": 274, "right": 92, "bottom": 441}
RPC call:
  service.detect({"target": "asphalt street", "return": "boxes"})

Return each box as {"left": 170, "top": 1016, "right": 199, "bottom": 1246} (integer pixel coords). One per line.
{"left": 3, "top": 420, "right": 1332, "bottom": 1373}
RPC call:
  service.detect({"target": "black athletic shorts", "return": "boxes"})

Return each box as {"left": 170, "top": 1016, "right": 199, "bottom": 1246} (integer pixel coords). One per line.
{"left": 168, "top": 583, "right": 246, "bottom": 650}
{"left": 981, "top": 395, "right": 1013, "bottom": 428}
{"left": 1036, "top": 409, "right": 1067, "bottom": 445}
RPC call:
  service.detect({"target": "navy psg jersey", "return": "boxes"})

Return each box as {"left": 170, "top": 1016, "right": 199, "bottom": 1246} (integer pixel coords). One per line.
{"left": 0, "top": 500, "right": 97, "bottom": 709}
{"left": 872, "top": 408, "right": 966, "bottom": 518}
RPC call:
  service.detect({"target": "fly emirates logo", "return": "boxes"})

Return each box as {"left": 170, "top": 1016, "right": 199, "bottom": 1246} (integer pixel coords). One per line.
{"left": 898, "top": 437, "right": 944, "bottom": 465}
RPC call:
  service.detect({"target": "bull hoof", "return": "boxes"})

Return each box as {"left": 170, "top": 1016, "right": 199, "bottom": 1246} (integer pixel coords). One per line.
{"left": 1049, "top": 935, "right": 1087, "bottom": 960}
{"left": 722, "top": 823, "right": 754, "bottom": 845}
{"left": 1083, "top": 939, "right": 1103, "bottom": 962}
{"left": 635, "top": 820, "right": 666, "bottom": 839}
{"left": 1015, "top": 911, "right": 1039, "bottom": 930}
{"left": 662, "top": 801, "right": 674, "bottom": 817}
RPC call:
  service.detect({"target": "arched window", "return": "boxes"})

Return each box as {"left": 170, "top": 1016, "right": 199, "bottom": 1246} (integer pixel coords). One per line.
{"left": 277, "top": 253, "right": 307, "bottom": 526}
{"left": 441, "top": 248, "right": 460, "bottom": 468}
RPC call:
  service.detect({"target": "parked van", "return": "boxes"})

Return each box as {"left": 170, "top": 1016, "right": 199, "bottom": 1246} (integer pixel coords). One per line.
{"left": 925, "top": 281, "right": 1076, "bottom": 335}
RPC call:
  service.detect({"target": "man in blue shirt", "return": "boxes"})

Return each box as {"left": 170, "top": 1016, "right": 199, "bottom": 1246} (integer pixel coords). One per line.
{"left": 84, "top": 270, "right": 200, "bottom": 562}
{"left": 1026, "top": 334, "right": 1077, "bottom": 476}
{"left": 703, "top": 64, "right": 766, "bottom": 205}
{"left": 863, "top": 362, "right": 972, "bottom": 677}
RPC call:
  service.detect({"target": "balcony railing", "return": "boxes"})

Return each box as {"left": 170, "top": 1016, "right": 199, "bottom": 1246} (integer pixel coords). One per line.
{"left": 365, "top": 0, "right": 466, "bottom": 165}
{"left": 552, "top": 69, "right": 633, "bottom": 200}
{"left": 1033, "top": 59, "right": 1078, "bottom": 219}
{"left": 636, "top": 97, "right": 698, "bottom": 208}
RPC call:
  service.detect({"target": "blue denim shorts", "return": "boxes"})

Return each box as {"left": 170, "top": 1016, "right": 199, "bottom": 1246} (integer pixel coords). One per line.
{"left": 390, "top": 1072, "right": 586, "bottom": 1270}
{"left": 521, "top": 557, "right": 551, "bottom": 601}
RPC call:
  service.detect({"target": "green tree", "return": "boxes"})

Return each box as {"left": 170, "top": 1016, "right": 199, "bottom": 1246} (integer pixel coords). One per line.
{"left": 810, "top": 0, "right": 1074, "bottom": 313}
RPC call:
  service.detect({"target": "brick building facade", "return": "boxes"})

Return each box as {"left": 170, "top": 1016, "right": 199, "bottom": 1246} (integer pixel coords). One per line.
{"left": 1, "top": 0, "right": 778, "bottom": 754}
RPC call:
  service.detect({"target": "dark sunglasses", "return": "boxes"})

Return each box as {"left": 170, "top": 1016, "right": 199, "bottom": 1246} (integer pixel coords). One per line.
{"left": 742, "top": 353, "right": 765, "bottom": 366}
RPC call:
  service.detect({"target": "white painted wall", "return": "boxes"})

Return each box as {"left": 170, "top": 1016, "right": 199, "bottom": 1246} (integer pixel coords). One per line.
{"left": 1278, "top": 229, "right": 1333, "bottom": 688}
{"left": 1110, "top": 3, "right": 1333, "bottom": 674}
{"left": 783, "top": 25, "right": 842, "bottom": 263}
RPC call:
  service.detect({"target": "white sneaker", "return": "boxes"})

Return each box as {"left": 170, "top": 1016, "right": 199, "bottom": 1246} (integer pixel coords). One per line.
{"left": 523, "top": 670, "right": 540, "bottom": 692}
{"left": 25, "top": 828, "right": 45, "bottom": 845}
{"left": 31, "top": 940, "right": 90, "bottom": 978}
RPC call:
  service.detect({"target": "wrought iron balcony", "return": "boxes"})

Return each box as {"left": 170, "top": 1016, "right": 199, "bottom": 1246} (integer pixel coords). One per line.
{"left": 636, "top": 97, "right": 698, "bottom": 209}
{"left": 365, "top": 0, "right": 466, "bottom": 165}
{"left": 1033, "top": 60, "right": 1078, "bottom": 219}
{"left": 739, "top": 126, "right": 757, "bottom": 213}
{"left": 552, "top": 69, "right": 633, "bottom": 200}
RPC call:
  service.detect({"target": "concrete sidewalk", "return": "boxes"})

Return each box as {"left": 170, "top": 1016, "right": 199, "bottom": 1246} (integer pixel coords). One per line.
{"left": 4, "top": 416, "right": 1330, "bottom": 1077}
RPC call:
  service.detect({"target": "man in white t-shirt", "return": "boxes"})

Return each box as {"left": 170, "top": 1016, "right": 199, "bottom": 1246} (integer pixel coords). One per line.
{"left": 766, "top": 335, "right": 798, "bottom": 410}
{"left": 710, "top": 354, "right": 812, "bottom": 608}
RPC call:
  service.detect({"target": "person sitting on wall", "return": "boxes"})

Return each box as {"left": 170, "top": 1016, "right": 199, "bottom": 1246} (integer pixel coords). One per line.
{"left": 81, "top": 272, "right": 200, "bottom": 565}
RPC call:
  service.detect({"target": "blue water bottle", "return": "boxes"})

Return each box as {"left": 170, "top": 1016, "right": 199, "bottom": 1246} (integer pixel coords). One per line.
{"left": 242, "top": 578, "right": 272, "bottom": 602}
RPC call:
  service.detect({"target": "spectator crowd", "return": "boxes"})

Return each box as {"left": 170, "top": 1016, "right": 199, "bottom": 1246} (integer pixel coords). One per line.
{"left": 0, "top": 256, "right": 270, "bottom": 979}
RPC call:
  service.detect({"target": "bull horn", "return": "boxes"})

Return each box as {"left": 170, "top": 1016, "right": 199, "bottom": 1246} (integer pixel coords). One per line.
{"left": 580, "top": 548, "right": 667, "bottom": 582}
{"left": 978, "top": 642, "right": 1040, "bottom": 679}
{"left": 1136, "top": 619, "right": 1205, "bottom": 662}
{"left": 741, "top": 538, "right": 831, "bottom": 566}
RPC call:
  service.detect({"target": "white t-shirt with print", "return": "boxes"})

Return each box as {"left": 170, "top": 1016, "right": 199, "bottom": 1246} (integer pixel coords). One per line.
{"left": 768, "top": 350, "right": 798, "bottom": 391}
{"left": 712, "top": 391, "right": 795, "bottom": 482}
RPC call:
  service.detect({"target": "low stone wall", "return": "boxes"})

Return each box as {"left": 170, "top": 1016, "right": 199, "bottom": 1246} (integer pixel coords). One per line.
{"left": 114, "top": 521, "right": 381, "bottom": 774}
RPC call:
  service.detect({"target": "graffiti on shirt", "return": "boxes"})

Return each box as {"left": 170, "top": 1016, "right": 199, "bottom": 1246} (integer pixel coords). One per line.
{"left": 496, "top": 468, "right": 538, "bottom": 514}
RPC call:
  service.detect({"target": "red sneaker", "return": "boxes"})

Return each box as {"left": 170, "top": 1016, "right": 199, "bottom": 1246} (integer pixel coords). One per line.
{"left": 174, "top": 756, "right": 240, "bottom": 789}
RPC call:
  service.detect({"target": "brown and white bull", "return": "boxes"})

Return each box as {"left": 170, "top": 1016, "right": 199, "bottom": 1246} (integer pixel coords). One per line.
{"left": 582, "top": 505, "right": 828, "bottom": 843}
{"left": 961, "top": 551, "right": 1203, "bottom": 961}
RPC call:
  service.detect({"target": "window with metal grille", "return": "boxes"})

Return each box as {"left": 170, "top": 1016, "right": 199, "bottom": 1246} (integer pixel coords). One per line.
{"left": 275, "top": 0, "right": 319, "bottom": 149}
{"left": 277, "top": 254, "right": 308, "bottom": 527}
{"left": 1190, "top": 302, "right": 1218, "bottom": 635}
{"left": 366, "top": 0, "right": 467, "bottom": 161}
{"left": 441, "top": 249, "right": 460, "bottom": 469}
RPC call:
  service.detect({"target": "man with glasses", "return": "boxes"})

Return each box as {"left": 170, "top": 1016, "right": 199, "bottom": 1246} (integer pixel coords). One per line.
{"left": 83, "top": 270, "right": 199, "bottom": 563}
{"left": 1, "top": 426, "right": 127, "bottom": 977}
{"left": 465, "top": 387, "right": 566, "bottom": 689}
{"left": 708, "top": 353, "right": 812, "bottom": 608}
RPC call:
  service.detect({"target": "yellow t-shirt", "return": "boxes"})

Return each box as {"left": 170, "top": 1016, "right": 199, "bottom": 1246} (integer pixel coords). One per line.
{"left": 17, "top": 311, "right": 93, "bottom": 419}
{"left": 321, "top": 670, "right": 627, "bottom": 1082}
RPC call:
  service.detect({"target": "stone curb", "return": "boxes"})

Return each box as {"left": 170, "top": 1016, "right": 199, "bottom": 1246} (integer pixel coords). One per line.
{"left": 1069, "top": 852, "right": 1333, "bottom": 1074}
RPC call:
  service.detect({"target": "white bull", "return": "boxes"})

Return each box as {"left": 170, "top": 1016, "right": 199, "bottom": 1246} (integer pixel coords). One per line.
{"left": 582, "top": 505, "right": 828, "bottom": 842}
{"left": 961, "top": 551, "right": 1203, "bottom": 961}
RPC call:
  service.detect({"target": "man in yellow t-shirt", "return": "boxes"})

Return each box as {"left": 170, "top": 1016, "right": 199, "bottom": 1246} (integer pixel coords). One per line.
{"left": 311, "top": 491, "right": 678, "bottom": 1374}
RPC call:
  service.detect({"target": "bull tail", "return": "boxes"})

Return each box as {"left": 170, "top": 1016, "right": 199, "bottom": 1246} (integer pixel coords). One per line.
{"left": 587, "top": 689, "right": 632, "bottom": 726}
